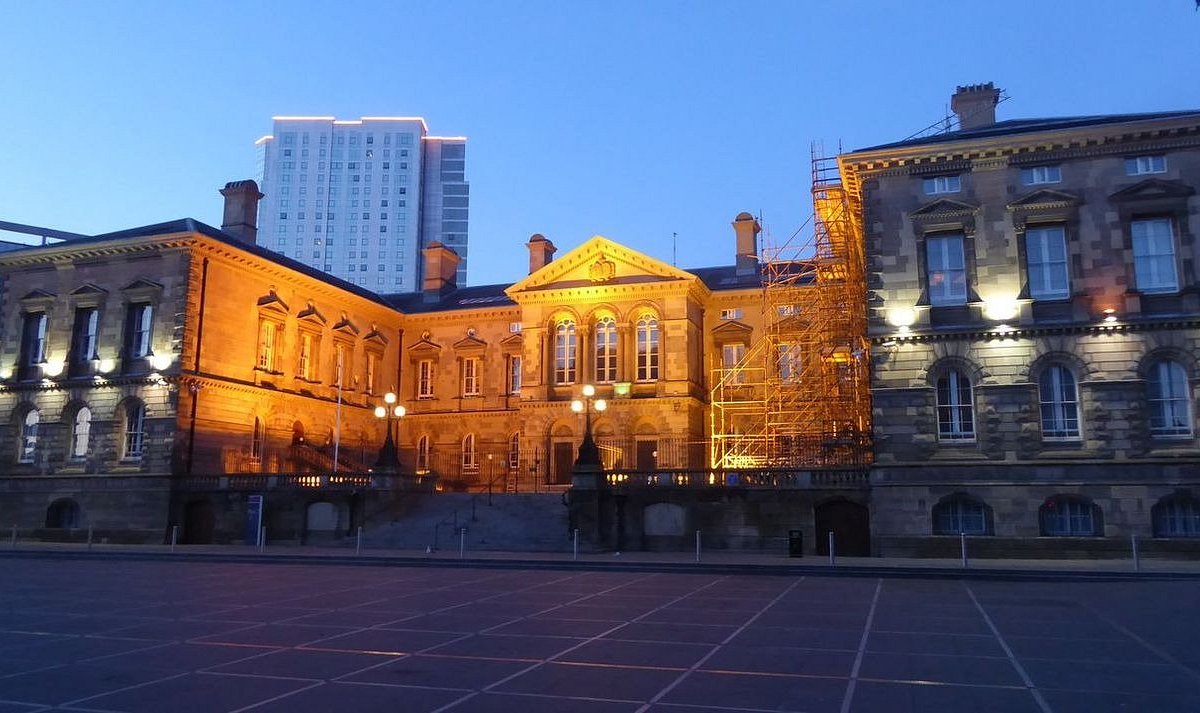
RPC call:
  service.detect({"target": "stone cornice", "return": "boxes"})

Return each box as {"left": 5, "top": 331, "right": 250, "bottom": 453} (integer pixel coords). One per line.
{"left": 871, "top": 315, "right": 1200, "bottom": 346}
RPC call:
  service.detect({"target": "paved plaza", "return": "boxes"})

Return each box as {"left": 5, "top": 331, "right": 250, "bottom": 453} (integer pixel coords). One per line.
{"left": 0, "top": 556, "right": 1198, "bottom": 712}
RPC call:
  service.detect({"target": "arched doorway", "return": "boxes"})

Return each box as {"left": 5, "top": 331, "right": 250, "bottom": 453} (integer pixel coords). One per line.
{"left": 814, "top": 499, "right": 870, "bottom": 557}
{"left": 183, "top": 500, "right": 215, "bottom": 544}
{"left": 551, "top": 423, "right": 575, "bottom": 485}
{"left": 45, "top": 498, "right": 81, "bottom": 529}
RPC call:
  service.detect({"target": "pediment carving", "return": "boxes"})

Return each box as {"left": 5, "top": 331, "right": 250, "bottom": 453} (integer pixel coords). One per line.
{"left": 909, "top": 199, "right": 978, "bottom": 220}
{"left": 1109, "top": 178, "right": 1195, "bottom": 203}
{"left": 257, "top": 288, "right": 289, "bottom": 315}
{"left": 507, "top": 235, "right": 697, "bottom": 297}
{"left": 1007, "top": 189, "right": 1082, "bottom": 212}
{"left": 297, "top": 301, "right": 326, "bottom": 325}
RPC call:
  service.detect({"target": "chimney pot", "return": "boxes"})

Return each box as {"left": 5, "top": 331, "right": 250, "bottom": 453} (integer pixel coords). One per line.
{"left": 951, "top": 82, "right": 1001, "bottom": 131}
{"left": 219, "top": 180, "right": 263, "bottom": 244}
{"left": 422, "top": 241, "right": 460, "bottom": 301}
{"left": 733, "top": 212, "right": 760, "bottom": 276}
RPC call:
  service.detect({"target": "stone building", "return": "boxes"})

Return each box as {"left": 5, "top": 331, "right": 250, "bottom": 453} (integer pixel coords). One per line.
{"left": 846, "top": 84, "right": 1200, "bottom": 555}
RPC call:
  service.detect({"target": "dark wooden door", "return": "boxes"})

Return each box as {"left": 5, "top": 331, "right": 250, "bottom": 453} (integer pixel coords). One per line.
{"left": 814, "top": 500, "right": 870, "bottom": 557}
{"left": 636, "top": 440, "right": 658, "bottom": 471}
{"left": 553, "top": 442, "right": 575, "bottom": 484}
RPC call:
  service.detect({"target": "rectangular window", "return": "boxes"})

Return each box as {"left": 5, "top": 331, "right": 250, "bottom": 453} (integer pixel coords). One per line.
{"left": 508, "top": 355, "right": 522, "bottom": 394}
{"left": 1020, "top": 165, "right": 1061, "bottom": 185}
{"left": 257, "top": 320, "right": 278, "bottom": 371}
{"left": 1131, "top": 218, "right": 1178, "bottom": 293}
{"left": 722, "top": 342, "right": 747, "bottom": 384}
{"left": 71, "top": 307, "right": 100, "bottom": 364}
{"left": 462, "top": 357, "right": 481, "bottom": 397}
{"left": 509, "top": 322, "right": 523, "bottom": 333}
{"left": 123, "top": 405, "right": 145, "bottom": 460}
{"left": 298, "top": 333, "right": 314, "bottom": 380}
{"left": 778, "top": 343, "right": 802, "bottom": 382}
{"left": 128, "top": 304, "right": 153, "bottom": 358}
{"left": 719, "top": 308, "right": 743, "bottom": 321}
{"left": 1025, "top": 226, "right": 1070, "bottom": 300}
{"left": 1126, "top": 155, "right": 1166, "bottom": 175}
{"left": 365, "top": 352, "right": 378, "bottom": 395}
{"left": 418, "top": 359, "right": 435, "bottom": 399}
{"left": 926, "top": 234, "right": 967, "bottom": 306}
{"left": 923, "top": 175, "right": 961, "bottom": 194}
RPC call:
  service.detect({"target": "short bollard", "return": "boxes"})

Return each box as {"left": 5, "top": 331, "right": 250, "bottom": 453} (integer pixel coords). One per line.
{"left": 10, "top": 524, "right": 16, "bottom": 549}
{"left": 356, "top": 526, "right": 363, "bottom": 555}
{"left": 695, "top": 530, "right": 701, "bottom": 563}
{"left": 573, "top": 528, "right": 579, "bottom": 561}
{"left": 170, "top": 526, "right": 178, "bottom": 553}
{"left": 87, "top": 526, "right": 94, "bottom": 551}
{"left": 1132, "top": 534, "right": 1141, "bottom": 572}
{"left": 459, "top": 527, "right": 466, "bottom": 559}
{"left": 828, "top": 531, "right": 836, "bottom": 565}
{"left": 960, "top": 531, "right": 968, "bottom": 569}
{"left": 258, "top": 526, "right": 266, "bottom": 552}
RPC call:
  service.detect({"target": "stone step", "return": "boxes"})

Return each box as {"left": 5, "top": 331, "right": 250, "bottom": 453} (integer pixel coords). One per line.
{"left": 358, "top": 492, "right": 571, "bottom": 552}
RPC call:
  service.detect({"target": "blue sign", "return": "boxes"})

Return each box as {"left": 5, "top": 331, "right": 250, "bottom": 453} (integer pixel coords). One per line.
{"left": 245, "top": 495, "right": 264, "bottom": 545}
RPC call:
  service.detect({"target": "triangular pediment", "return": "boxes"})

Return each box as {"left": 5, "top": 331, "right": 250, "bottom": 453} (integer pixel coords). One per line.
{"left": 711, "top": 319, "right": 753, "bottom": 339}
{"left": 70, "top": 283, "right": 108, "bottom": 297}
{"left": 1109, "top": 178, "right": 1196, "bottom": 203}
{"left": 297, "top": 302, "right": 326, "bottom": 325}
{"left": 20, "top": 288, "right": 56, "bottom": 302}
{"left": 364, "top": 325, "right": 388, "bottom": 345}
{"left": 909, "top": 199, "right": 978, "bottom": 219}
{"left": 257, "top": 289, "right": 289, "bottom": 314}
{"left": 121, "top": 278, "right": 163, "bottom": 293}
{"left": 1007, "top": 189, "right": 1081, "bottom": 211}
{"left": 452, "top": 333, "right": 487, "bottom": 352}
{"left": 408, "top": 332, "right": 442, "bottom": 355}
{"left": 500, "top": 332, "right": 524, "bottom": 349}
{"left": 332, "top": 314, "right": 360, "bottom": 336}
{"left": 506, "top": 235, "right": 697, "bottom": 296}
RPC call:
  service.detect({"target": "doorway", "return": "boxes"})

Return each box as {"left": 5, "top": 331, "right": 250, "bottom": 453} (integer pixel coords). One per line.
{"left": 553, "top": 441, "right": 575, "bottom": 485}
{"left": 814, "top": 499, "right": 870, "bottom": 557}
{"left": 183, "top": 500, "right": 215, "bottom": 544}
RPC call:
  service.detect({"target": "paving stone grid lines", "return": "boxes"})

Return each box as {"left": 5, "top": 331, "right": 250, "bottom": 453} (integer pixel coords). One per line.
{"left": 1, "top": 559, "right": 1199, "bottom": 712}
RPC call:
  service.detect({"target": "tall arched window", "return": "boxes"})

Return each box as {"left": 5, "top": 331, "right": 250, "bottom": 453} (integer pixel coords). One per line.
{"left": 508, "top": 432, "right": 521, "bottom": 469}
{"left": 1039, "top": 366, "right": 1080, "bottom": 440}
{"left": 250, "top": 418, "right": 264, "bottom": 464}
{"left": 71, "top": 406, "right": 92, "bottom": 459}
{"left": 594, "top": 317, "right": 617, "bottom": 383}
{"left": 416, "top": 435, "right": 430, "bottom": 473}
{"left": 18, "top": 409, "right": 39, "bottom": 463}
{"left": 1152, "top": 493, "right": 1200, "bottom": 538}
{"left": 122, "top": 402, "right": 146, "bottom": 460}
{"left": 636, "top": 316, "right": 660, "bottom": 381}
{"left": 1148, "top": 360, "right": 1192, "bottom": 436}
{"left": 462, "top": 433, "right": 478, "bottom": 471}
{"left": 1039, "top": 495, "right": 1100, "bottom": 536}
{"left": 554, "top": 320, "right": 577, "bottom": 385}
{"left": 935, "top": 369, "right": 974, "bottom": 441}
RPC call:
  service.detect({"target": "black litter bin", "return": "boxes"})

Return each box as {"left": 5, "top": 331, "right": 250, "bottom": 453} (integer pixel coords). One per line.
{"left": 788, "top": 530, "right": 803, "bottom": 557}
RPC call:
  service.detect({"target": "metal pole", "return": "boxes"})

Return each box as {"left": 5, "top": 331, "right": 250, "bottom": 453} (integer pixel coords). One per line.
{"left": 1132, "top": 534, "right": 1140, "bottom": 572}
{"left": 356, "top": 526, "right": 363, "bottom": 555}
{"left": 459, "top": 527, "right": 466, "bottom": 559}
{"left": 828, "top": 531, "right": 835, "bottom": 565}
{"left": 170, "top": 526, "right": 178, "bottom": 553}
{"left": 87, "top": 525, "right": 94, "bottom": 551}
{"left": 259, "top": 526, "right": 266, "bottom": 551}
{"left": 10, "top": 524, "right": 16, "bottom": 549}
{"left": 695, "top": 530, "right": 701, "bottom": 563}
{"left": 960, "top": 531, "right": 968, "bottom": 568}
{"left": 573, "top": 528, "right": 579, "bottom": 561}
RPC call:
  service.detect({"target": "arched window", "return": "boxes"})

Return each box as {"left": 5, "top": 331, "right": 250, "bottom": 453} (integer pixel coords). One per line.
{"left": 122, "top": 402, "right": 146, "bottom": 460}
{"left": 1148, "top": 360, "right": 1191, "bottom": 436}
{"left": 71, "top": 406, "right": 92, "bottom": 459}
{"left": 554, "top": 320, "right": 577, "bottom": 385}
{"left": 45, "top": 498, "right": 81, "bottom": 529}
{"left": 1039, "top": 365, "right": 1080, "bottom": 439}
{"left": 1039, "top": 495, "right": 1100, "bottom": 536}
{"left": 416, "top": 435, "right": 430, "bottom": 473}
{"left": 18, "top": 408, "right": 39, "bottom": 463}
{"left": 636, "top": 316, "right": 660, "bottom": 381}
{"left": 594, "top": 317, "right": 617, "bottom": 383}
{"left": 250, "top": 418, "right": 264, "bottom": 464}
{"left": 462, "top": 433, "right": 478, "bottom": 471}
{"left": 508, "top": 432, "right": 521, "bottom": 469}
{"left": 935, "top": 369, "right": 974, "bottom": 440}
{"left": 1152, "top": 493, "right": 1200, "bottom": 538}
{"left": 932, "top": 494, "right": 992, "bottom": 535}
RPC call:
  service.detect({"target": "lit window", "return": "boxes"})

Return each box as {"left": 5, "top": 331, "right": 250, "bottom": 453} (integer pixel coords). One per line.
{"left": 595, "top": 317, "right": 617, "bottom": 383}
{"left": 18, "top": 409, "right": 39, "bottom": 463}
{"left": 936, "top": 369, "right": 974, "bottom": 440}
{"left": 71, "top": 406, "right": 91, "bottom": 459}
{"left": 1148, "top": 360, "right": 1192, "bottom": 436}
{"left": 418, "top": 359, "right": 434, "bottom": 399}
{"left": 1131, "top": 218, "right": 1178, "bottom": 293}
{"left": 1039, "top": 366, "right": 1080, "bottom": 439}
{"left": 1025, "top": 226, "right": 1070, "bottom": 300}
{"left": 554, "top": 320, "right": 577, "bottom": 385}
{"left": 926, "top": 234, "right": 967, "bottom": 306}
{"left": 923, "top": 175, "right": 961, "bottom": 194}
{"left": 636, "top": 317, "right": 659, "bottom": 381}
{"left": 1020, "top": 165, "right": 1061, "bottom": 185}
{"left": 1126, "top": 155, "right": 1166, "bottom": 176}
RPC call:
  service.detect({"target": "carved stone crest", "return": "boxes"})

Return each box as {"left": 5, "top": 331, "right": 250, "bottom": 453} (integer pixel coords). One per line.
{"left": 589, "top": 255, "right": 616, "bottom": 283}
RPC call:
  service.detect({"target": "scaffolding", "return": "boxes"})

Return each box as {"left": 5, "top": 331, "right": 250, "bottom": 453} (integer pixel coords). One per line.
{"left": 709, "top": 147, "right": 871, "bottom": 469}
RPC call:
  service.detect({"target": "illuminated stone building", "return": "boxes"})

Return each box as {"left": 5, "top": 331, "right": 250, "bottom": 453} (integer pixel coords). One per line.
{"left": 847, "top": 85, "right": 1200, "bottom": 555}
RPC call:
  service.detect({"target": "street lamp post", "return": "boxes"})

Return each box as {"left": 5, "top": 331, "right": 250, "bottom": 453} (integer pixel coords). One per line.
{"left": 373, "top": 392, "right": 406, "bottom": 472}
{"left": 571, "top": 384, "right": 607, "bottom": 468}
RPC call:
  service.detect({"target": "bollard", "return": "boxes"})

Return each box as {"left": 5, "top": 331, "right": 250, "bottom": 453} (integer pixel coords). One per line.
{"left": 828, "top": 531, "right": 836, "bottom": 565}
{"left": 960, "top": 532, "right": 968, "bottom": 568}
{"left": 10, "top": 524, "right": 16, "bottom": 549}
{"left": 459, "top": 528, "right": 466, "bottom": 559}
{"left": 356, "top": 526, "right": 363, "bottom": 555}
{"left": 259, "top": 526, "right": 266, "bottom": 552}
{"left": 695, "top": 530, "right": 701, "bottom": 563}
{"left": 170, "top": 526, "right": 178, "bottom": 553}
{"left": 87, "top": 525, "right": 94, "bottom": 551}
{"left": 573, "top": 528, "right": 579, "bottom": 561}
{"left": 1132, "top": 534, "right": 1140, "bottom": 572}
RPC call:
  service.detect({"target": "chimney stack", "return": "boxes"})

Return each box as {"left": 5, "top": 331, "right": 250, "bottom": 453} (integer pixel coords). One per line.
{"left": 527, "top": 233, "right": 556, "bottom": 274}
{"left": 219, "top": 180, "right": 263, "bottom": 244}
{"left": 951, "top": 83, "right": 1001, "bottom": 131}
{"left": 422, "top": 241, "right": 460, "bottom": 302}
{"left": 733, "top": 212, "right": 760, "bottom": 276}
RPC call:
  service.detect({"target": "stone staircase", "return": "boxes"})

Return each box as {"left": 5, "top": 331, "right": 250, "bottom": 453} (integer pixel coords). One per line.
{"left": 358, "top": 493, "right": 572, "bottom": 553}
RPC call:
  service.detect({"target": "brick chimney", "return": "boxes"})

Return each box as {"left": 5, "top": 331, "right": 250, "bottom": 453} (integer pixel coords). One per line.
{"left": 951, "top": 83, "right": 1001, "bottom": 131}
{"left": 733, "top": 212, "right": 760, "bottom": 276}
{"left": 422, "top": 241, "right": 460, "bottom": 302}
{"left": 527, "top": 233, "right": 556, "bottom": 274}
{"left": 219, "top": 180, "right": 263, "bottom": 244}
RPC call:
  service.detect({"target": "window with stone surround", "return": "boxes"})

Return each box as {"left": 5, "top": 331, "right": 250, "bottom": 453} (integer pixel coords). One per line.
{"left": 17, "top": 407, "right": 39, "bottom": 464}
{"left": 508, "top": 432, "right": 521, "bottom": 469}
{"left": 1152, "top": 493, "right": 1200, "bottom": 538}
{"left": 1131, "top": 218, "right": 1179, "bottom": 293}
{"left": 417, "top": 359, "right": 435, "bottom": 399}
{"left": 18, "top": 312, "right": 48, "bottom": 380}
{"left": 461, "top": 433, "right": 478, "bottom": 472}
{"left": 932, "top": 494, "right": 992, "bottom": 535}
{"left": 926, "top": 234, "right": 968, "bottom": 306}
{"left": 1039, "top": 365, "right": 1080, "bottom": 440}
{"left": 1147, "top": 360, "right": 1192, "bottom": 437}
{"left": 250, "top": 418, "right": 264, "bottom": 465}
{"left": 1039, "top": 495, "right": 1100, "bottom": 536}
{"left": 595, "top": 317, "right": 618, "bottom": 383}
{"left": 554, "top": 319, "right": 577, "bottom": 385}
{"left": 636, "top": 316, "right": 660, "bottom": 382}
{"left": 416, "top": 434, "right": 430, "bottom": 473}
{"left": 462, "top": 357, "right": 481, "bottom": 397}
{"left": 121, "top": 401, "right": 146, "bottom": 461}
{"left": 71, "top": 406, "right": 92, "bottom": 459}
{"left": 1025, "top": 225, "right": 1070, "bottom": 300}
{"left": 935, "top": 369, "right": 975, "bottom": 441}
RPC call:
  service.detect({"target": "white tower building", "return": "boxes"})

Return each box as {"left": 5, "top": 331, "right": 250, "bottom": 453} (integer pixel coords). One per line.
{"left": 255, "top": 117, "right": 468, "bottom": 291}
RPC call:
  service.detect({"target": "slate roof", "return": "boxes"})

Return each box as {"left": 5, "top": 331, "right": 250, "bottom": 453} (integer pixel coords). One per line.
{"left": 383, "top": 282, "right": 516, "bottom": 314}
{"left": 854, "top": 110, "right": 1200, "bottom": 153}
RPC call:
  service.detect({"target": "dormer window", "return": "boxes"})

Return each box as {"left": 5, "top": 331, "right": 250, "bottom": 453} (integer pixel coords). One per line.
{"left": 923, "top": 175, "right": 961, "bottom": 195}
{"left": 1020, "top": 165, "right": 1061, "bottom": 185}
{"left": 1126, "top": 155, "right": 1166, "bottom": 176}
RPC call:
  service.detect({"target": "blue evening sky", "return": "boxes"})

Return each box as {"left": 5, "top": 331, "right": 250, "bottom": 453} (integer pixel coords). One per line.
{"left": 1, "top": 1, "right": 1197, "bottom": 287}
